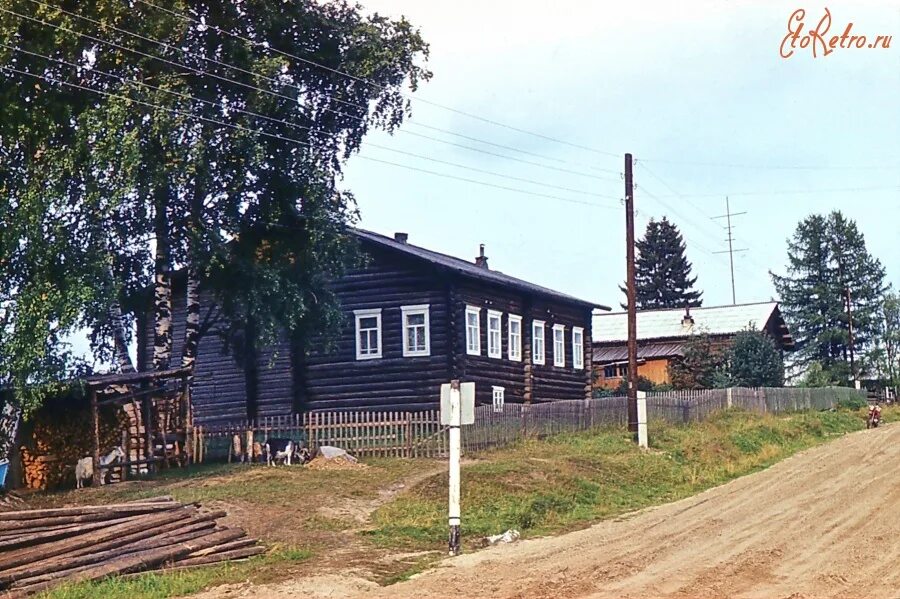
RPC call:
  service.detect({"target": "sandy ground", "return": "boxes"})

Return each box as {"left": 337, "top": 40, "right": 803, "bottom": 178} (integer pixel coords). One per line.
{"left": 192, "top": 424, "right": 900, "bottom": 599}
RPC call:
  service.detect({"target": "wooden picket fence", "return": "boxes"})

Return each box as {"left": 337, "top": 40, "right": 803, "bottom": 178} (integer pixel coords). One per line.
{"left": 191, "top": 386, "right": 867, "bottom": 462}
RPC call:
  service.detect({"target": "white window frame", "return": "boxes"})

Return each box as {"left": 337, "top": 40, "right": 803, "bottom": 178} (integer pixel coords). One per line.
{"left": 487, "top": 310, "right": 503, "bottom": 359}
{"left": 508, "top": 314, "right": 522, "bottom": 362}
{"left": 354, "top": 308, "right": 382, "bottom": 360}
{"left": 401, "top": 304, "right": 430, "bottom": 357}
{"left": 532, "top": 320, "right": 545, "bottom": 365}
{"left": 572, "top": 326, "right": 584, "bottom": 370}
{"left": 552, "top": 324, "right": 566, "bottom": 367}
{"left": 465, "top": 306, "right": 481, "bottom": 356}
{"left": 492, "top": 386, "right": 505, "bottom": 413}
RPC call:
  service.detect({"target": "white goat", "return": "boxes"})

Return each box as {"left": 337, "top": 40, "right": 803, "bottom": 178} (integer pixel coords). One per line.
{"left": 75, "top": 446, "right": 125, "bottom": 489}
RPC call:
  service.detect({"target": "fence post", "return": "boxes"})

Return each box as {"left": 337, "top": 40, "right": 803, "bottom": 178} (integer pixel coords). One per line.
{"left": 726, "top": 387, "right": 733, "bottom": 409}
{"left": 637, "top": 391, "right": 648, "bottom": 448}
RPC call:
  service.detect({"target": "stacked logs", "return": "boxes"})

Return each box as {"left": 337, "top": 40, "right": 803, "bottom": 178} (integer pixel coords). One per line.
{"left": 20, "top": 404, "right": 127, "bottom": 490}
{"left": 0, "top": 496, "right": 263, "bottom": 597}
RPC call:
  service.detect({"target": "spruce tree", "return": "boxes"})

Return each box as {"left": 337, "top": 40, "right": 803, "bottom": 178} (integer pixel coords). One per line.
{"left": 623, "top": 217, "right": 703, "bottom": 309}
{"left": 772, "top": 211, "right": 886, "bottom": 381}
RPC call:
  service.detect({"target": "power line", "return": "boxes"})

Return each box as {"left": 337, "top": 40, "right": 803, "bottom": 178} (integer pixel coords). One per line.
{"left": 634, "top": 180, "right": 770, "bottom": 292}
{"left": 649, "top": 185, "right": 900, "bottom": 198}
{"left": 132, "top": 0, "right": 623, "bottom": 158}
{"left": 0, "top": 64, "right": 623, "bottom": 211}
{"left": 3, "top": 43, "right": 622, "bottom": 200}
{"left": 7, "top": 4, "right": 618, "bottom": 183}
{"left": 639, "top": 156, "right": 900, "bottom": 171}
{"left": 635, "top": 160, "right": 708, "bottom": 218}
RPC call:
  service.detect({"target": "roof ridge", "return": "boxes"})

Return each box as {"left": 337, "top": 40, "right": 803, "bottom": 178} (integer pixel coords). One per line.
{"left": 353, "top": 227, "right": 609, "bottom": 310}
{"left": 596, "top": 300, "right": 777, "bottom": 317}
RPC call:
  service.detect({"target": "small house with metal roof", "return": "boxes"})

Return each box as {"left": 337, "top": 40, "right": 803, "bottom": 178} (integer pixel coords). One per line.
{"left": 592, "top": 302, "right": 794, "bottom": 390}
{"left": 139, "top": 229, "right": 607, "bottom": 425}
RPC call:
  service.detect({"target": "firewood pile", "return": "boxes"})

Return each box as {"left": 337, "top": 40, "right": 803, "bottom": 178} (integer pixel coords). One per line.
{"left": 20, "top": 404, "right": 128, "bottom": 491}
{"left": 0, "top": 496, "right": 264, "bottom": 597}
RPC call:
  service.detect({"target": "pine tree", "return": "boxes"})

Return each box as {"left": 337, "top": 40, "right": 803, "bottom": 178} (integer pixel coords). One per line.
{"left": 772, "top": 211, "right": 886, "bottom": 381}
{"left": 623, "top": 217, "right": 703, "bottom": 309}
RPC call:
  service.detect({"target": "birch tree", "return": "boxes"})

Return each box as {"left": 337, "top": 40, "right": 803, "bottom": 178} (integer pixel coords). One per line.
{"left": 0, "top": 0, "right": 430, "bottom": 412}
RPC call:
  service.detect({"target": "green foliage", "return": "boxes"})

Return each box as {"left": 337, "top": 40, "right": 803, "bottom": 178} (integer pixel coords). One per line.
{"left": 668, "top": 334, "right": 729, "bottom": 389}
{"left": 835, "top": 396, "right": 868, "bottom": 410}
{"left": 728, "top": 330, "right": 785, "bottom": 387}
{"left": 623, "top": 217, "right": 703, "bottom": 309}
{"left": 867, "top": 291, "right": 900, "bottom": 385}
{"left": 0, "top": 0, "right": 431, "bottom": 409}
{"left": 799, "top": 361, "right": 849, "bottom": 388}
{"left": 772, "top": 212, "right": 887, "bottom": 382}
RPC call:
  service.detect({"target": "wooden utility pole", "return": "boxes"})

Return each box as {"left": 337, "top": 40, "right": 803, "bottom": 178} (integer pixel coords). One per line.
{"left": 624, "top": 153, "right": 638, "bottom": 433}
{"left": 712, "top": 197, "right": 747, "bottom": 305}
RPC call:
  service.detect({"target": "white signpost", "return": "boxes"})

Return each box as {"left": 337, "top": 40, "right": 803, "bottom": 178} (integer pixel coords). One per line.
{"left": 440, "top": 380, "right": 475, "bottom": 556}
{"left": 637, "top": 390, "right": 648, "bottom": 448}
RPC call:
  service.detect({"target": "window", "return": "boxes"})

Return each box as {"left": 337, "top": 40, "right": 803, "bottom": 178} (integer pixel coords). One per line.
{"left": 604, "top": 363, "right": 628, "bottom": 378}
{"left": 532, "top": 320, "right": 545, "bottom": 365}
{"left": 492, "top": 386, "right": 505, "bottom": 412}
{"left": 552, "top": 324, "right": 565, "bottom": 367}
{"left": 572, "top": 327, "right": 584, "bottom": 370}
{"left": 465, "top": 306, "right": 481, "bottom": 355}
{"left": 401, "top": 304, "right": 430, "bottom": 357}
{"left": 508, "top": 315, "right": 522, "bottom": 361}
{"left": 354, "top": 308, "right": 382, "bottom": 360}
{"left": 487, "top": 310, "right": 502, "bottom": 359}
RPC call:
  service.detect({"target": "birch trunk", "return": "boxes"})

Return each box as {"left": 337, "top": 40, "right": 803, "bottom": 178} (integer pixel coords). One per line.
{"left": 109, "top": 299, "right": 136, "bottom": 374}
{"left": 152, "top": 188, "right": 173, "bottom": 373}
{"left": 181, "top": 266, "right": 200, "bottom": 370}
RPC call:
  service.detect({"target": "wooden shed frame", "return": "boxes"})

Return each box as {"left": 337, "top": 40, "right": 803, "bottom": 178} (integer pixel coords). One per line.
{"left": 85, "top": 367, "right": 192, "bottom": 486}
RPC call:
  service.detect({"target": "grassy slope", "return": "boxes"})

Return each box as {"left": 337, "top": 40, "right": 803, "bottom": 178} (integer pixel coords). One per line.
{"left": 34, "top": 405, "right": 894, "bottom": 598}
{"left": 368, "top": 406, "right": 894, "bottom": 550}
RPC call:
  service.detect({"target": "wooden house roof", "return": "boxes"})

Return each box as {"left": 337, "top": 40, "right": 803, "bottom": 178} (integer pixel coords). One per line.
{"left": 354, "top": 229, "right": 608, "bottom": 311}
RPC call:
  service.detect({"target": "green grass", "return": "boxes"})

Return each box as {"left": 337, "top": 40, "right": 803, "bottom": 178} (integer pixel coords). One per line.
{"left": 29, "top": 404, "right": 893, "bottom": 599}
{"left": 37, "top": 546, "right": 312, "bottom": 599}
{"left": 368, "top": 406, "right": 884, "bottom": 550}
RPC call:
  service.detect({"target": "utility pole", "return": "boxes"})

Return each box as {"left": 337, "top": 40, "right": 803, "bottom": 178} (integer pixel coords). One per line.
{"left": 624, "top": 153, "right": 638, "bottom": 433}
{"left": 712, "top": 197, "right": 748, "bottom": 304}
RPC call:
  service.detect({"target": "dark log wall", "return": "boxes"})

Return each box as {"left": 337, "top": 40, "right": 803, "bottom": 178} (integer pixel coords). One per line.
{"left": 142, "top": 289, "right": 251, "bottom": 425}
{"left": 455, "top": 282, "right": 592, "bottom": 405}
{"left": 455, "top": 284, "right": 527, "bottom": 406}
{"left": 256, "top": 338, "right": 294, "bottom": 419}
{"left": 303, "top": 247, "right": 451, "bottom": 411}
{"left": 138, "top": 246, "right": 594, "bottom": 423}
{"left": 528, "top": 299, "right": 592, "bottom": 402}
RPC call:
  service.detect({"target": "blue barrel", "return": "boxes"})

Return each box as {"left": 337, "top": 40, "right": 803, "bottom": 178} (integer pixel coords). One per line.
{"left": 0, "top": 459, "right": 8, "bottom": 489}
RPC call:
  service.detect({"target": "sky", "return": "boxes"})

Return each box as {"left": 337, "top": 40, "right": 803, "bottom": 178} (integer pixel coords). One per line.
{"left": 341, "top": 0, "right": 900, "bottom": 311}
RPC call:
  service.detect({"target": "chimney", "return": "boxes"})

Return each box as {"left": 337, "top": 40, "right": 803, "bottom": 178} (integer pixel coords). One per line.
{"left": 474, "top": 244, "right": 489, "bottom": 269}
{"left": 394, "top": 232, "right": 408, "bottom": 244}
{"left": 682, "top": 304, "right": 695, "bottom": 327}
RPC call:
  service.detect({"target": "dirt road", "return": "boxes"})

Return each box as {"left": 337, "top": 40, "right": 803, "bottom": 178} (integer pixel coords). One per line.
{"left": 195, "top": 424, "right": 900, "bottom": 599}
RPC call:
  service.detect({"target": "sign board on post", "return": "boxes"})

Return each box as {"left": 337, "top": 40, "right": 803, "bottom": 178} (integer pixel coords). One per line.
{"left": 636, "top": 390, "right": 648, "bottom": 449}
{"left": 441, "top": 380, "right": 474, "bottom": 556}
{"left": 440, "top": 382, "right": 475, "bottom": 425}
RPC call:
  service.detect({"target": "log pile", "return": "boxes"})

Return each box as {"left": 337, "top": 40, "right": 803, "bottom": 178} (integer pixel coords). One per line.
{"left": 20, "top": 403, "right": 128, "bottom": 491}
{"left": 0, "top": 496, "right": 263, "bottom": 597}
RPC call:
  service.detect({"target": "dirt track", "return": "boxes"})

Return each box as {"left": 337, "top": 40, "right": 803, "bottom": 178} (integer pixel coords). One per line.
{"left": 195, "top": 424, "right": 900, "bottom": 599}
